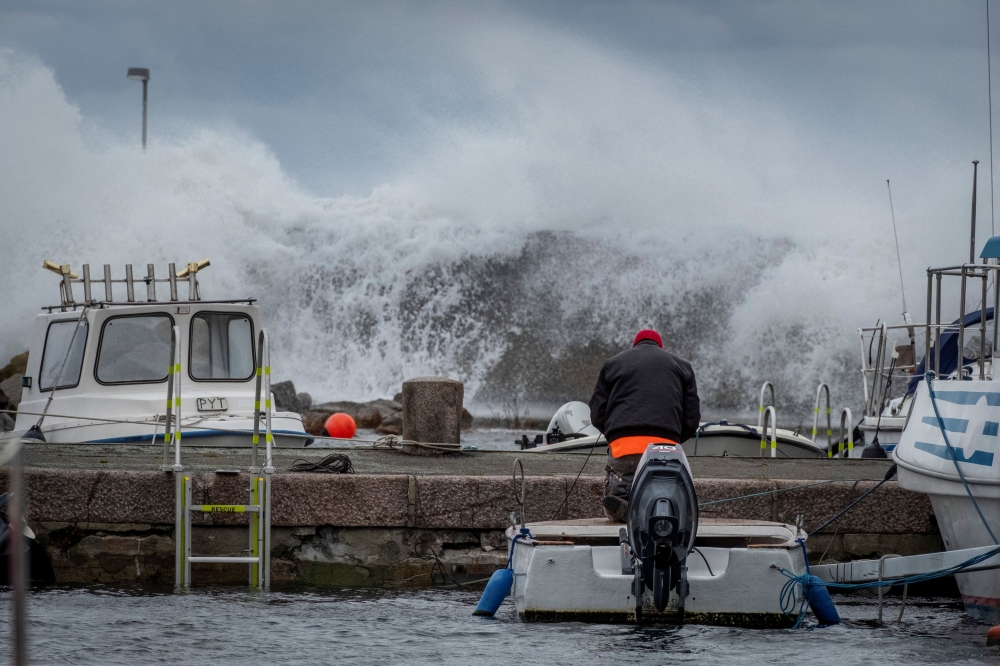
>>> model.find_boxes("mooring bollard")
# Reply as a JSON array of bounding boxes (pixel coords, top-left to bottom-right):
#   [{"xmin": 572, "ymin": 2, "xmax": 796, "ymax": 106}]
[{"xmin": 401, "ymin": 376, "xmax": 463, "ymax": 455}]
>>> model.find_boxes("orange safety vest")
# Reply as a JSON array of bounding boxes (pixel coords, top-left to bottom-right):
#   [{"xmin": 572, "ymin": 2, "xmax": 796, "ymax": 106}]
[{"xmin": 609, "ymin": 435, "xmax": 677, "ymax": 458}]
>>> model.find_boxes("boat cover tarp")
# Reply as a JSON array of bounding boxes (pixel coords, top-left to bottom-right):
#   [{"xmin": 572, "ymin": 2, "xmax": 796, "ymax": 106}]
[{"xmin": 906, "ymin": 307, "xmax": 995, "ymax": 395}]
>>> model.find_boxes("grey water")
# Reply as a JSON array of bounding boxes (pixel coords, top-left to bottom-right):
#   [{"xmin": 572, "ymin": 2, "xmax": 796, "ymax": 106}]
[{"xmin": 2, "ymin": 588, "xmax": 995, "ymax": 665}]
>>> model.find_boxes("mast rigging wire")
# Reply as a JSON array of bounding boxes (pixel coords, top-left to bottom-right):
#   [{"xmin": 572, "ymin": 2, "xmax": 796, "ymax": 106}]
[
  {"xmin": 886, "ymin": 180, "xmax": 907, "ymax": 315},
  {"xmin": 989, "ymin": 0, "xmax": 996, "ymax": 236}
]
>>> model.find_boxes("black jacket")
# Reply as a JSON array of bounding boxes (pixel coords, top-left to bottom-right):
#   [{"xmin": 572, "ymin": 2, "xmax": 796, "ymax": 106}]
[{"xmin": 589, "ymin": 340, "xmax": 701, "ymax": 444}]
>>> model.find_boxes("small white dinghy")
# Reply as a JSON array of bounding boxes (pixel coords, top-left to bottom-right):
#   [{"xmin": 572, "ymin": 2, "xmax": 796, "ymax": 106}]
[
  {"xmin": 507, "ymin": 517, "xmax": 808, "ymax": 626},
  {"xmin": 498, "ymin": 443, "xmax": 818, "ymax": 627}
]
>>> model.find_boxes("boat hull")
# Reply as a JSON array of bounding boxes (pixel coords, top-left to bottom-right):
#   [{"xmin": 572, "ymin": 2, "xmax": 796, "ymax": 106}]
[
  {"xmin": 893, "ymin": 379, "xmax": 1000, "ymax": 623},
  {"xmin": 508, "ymin": 519, "xmax": 807, "ymax": 627},
  {"xmin": 3, "ymin": 412, "xmax": 312, "ymax": 448}
]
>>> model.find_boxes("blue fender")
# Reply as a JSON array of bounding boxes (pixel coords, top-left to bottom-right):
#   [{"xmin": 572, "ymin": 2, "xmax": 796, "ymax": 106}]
[
  {"xmin": 473, "ymin": 568, "xmax": 514, "ymax": 617},
  {"xmin": 806, "ymin": 575, "xmax": 841, "ymax": 626}
]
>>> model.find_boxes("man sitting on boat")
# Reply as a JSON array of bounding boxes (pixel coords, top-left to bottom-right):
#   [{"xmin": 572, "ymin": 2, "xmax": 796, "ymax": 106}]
[{"xmin": 589, "ymin": 328, "xmax": 701, "ymax": 522}]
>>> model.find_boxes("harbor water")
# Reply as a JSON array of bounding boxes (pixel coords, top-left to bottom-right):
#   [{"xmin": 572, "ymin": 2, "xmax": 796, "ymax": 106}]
[{"xmin": 1, "ymin": 587, "xmax": 995, "ymax": 665}]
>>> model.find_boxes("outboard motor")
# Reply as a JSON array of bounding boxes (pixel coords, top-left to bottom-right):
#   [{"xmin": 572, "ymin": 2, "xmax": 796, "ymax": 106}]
[{"xmin": 627, "ymin": 443, "xmax": 698, "ymax": 617}]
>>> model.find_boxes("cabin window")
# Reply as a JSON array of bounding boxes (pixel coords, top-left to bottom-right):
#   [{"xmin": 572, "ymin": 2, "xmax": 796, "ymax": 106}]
[
  {"xmin": 96, "ymin": 314, "xmax": 174, "ymax": 384},
  {"xmin": 39, "ymin": 319, "xmax": 89, "ymax": 391},
  {"xmin": 189, "ymin": 313, "xmax": 255, "ymax": 381}
]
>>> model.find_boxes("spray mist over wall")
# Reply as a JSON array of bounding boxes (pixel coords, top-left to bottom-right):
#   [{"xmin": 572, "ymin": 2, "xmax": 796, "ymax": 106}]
[{"xmin": 0, "ymin": 46, "xmax": 971, "ymax": 422}]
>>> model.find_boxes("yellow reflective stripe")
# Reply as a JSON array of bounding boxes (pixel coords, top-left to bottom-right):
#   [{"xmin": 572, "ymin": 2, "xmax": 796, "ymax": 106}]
[
  {"xmin": 265, "ymin": 399, "xmax": 271, "ymax": 408},
  {"xmin": 827, "ymin": 450, "xmax": 833, "ymax": 458},
  {"xmin": 826, "ymin": 429, "xmax": 832, "ymax": 436},
  {"xmin": 758, "ymin": 406, "xmax": 764, "ymax": 412},
  {"xmin": 814, "ymin": 407, "xmax": 819, "ymax": 414},
  {"xmin": 771, "ymin": 439, "xmax": 776, "ymax": 450},
  {"xmin": 264, "ymin": 366, "xmax": 271, "ymax": 375},
  {"xmin": 176, "ymin": 431, "xmax": 182, "ymax": 441},
  {"xmin": 826, "ymin": 408, "xmax": 831, "ymax": 415},
  {"xmin": 256, "ymin": 367, "xmax": 262, "ymax": 376},
  {"xmin": 847, "ymin": 440, "xmax": 854, "ymax": 450},
  {"xmin": 166, "ymin": 400, "xmax": 172, "ymax": 409},
  {"xmin": 811, "ymin": 427, "xmax": 818, "ymax": 437},
  {"xmin": 254, "ymin": 401, "xmax": 261, "ymax": 410},
  {"xmin": 201, "ymin": 505, "xmax": 246, "ymax": 513},
  {"xmin": 265, "ymin": 432, "xmax": 274, "ymax": 442},
  {"xmin": 175, "ymin": 398, "xmax": 181, "ymax": 407},
  {"xmin": 760, "ymin": 439, "xmax": 766, "ymax": 449},
  {"xmin": 252, "ymin": 434, "xmax": 260, "ymax": 444}
]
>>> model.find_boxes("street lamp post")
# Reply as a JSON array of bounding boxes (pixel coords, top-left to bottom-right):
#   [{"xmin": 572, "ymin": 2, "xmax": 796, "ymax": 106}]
[{"xmin": 126, "ymin": 68, "xmax": 150, "ymax": 149}]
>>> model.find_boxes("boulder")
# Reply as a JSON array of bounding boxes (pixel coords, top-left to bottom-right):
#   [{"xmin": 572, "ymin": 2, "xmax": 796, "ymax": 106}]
[
  {"xmin": 0, "ymin": 373, "xmax": 24, "ymax": 409},
  {"xmin": 303, "ymin": 398, "xmax": 405, "ymax": 436},
  {"xmin": 272, "ymin": 381, "xmax": 300, "ymax": 413},
  {"xmin": 0, "ymin": 351, "xmax": 28, "ymax": 383}
]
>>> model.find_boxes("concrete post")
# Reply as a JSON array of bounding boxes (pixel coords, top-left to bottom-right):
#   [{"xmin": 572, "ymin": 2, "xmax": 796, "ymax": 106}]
[{"xmin": 401, "ymin": 377, "xmax": 463, "ymax": 455}]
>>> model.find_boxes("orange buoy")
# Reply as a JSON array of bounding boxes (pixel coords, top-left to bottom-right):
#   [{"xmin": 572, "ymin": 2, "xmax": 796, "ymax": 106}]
[
  {"xmin": 324, "ymin": 412, "xmax": 357, "ymax": 439},
  {"xmin": 988, "ymin": 625, "xmax": 1000, "ymax": 646}
]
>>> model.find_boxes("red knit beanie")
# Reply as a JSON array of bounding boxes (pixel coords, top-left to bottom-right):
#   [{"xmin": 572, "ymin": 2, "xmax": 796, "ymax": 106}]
[{"xmin": 632, "ymin": 329, "xmax": 663, "ymax": 348}]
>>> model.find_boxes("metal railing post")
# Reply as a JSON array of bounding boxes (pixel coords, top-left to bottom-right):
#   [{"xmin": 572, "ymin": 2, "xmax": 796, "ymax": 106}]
[
  {"xmin": 935, "ymin": 272, "xmax": 943, "ymax": 376},
  {"xmin": 925, "ymin": 270, "xmax": 933, "ymax": 372},
  {"xmin": 994, "ymin": 261, "xmax": 1000, "ymax": 360},
  {"xmin": 760, "ymin": 406, "xmax": 778, "ymax": 458},
  {"xmin": 251, "ymin": 332, "xmax": 265, "ymax": 471},
  {"xmin": 812, "ymin": 383, "xmax": 831, "ymax": 453},
  {"xmin": 981, "ymin": 272, "xmax": 988, "ymax": 379},
  {"xmin": 8, "ymin": 438, "xmax": 27, "ymax": 666},
  {"xmin": 162, "ymin": 328, "xmax": 177, "ymax": 467},
  {"xmin": 757, "ymin": 382, "xmax": 774, "ymax": 430},
  {"xmin": 184, "ymin": 476, "xmax": 192, "ymax": 588},
  {"xmin": 839, "ymin": 408, "xmax": 854, "ymax": 458},
  {"xmin": 959, "ymin": 265, "xmax": 968, "ymax": 377},
  {"xmin": 175, "ymin": 472, "xmax": 184, "ymax": 588}
]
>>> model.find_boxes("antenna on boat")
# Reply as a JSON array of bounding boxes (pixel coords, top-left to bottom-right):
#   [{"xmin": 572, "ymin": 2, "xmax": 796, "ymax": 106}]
[
  {"xmin": 972, "ymin": 161, "xmax": 981, "ymax": 265},
  {"xmin": 886, "ymin": 180, "xmax": 915, "ymax": 346},
  {"xmin": 988, "ymin": 0, "xmax": 996, "ymax": 237}
]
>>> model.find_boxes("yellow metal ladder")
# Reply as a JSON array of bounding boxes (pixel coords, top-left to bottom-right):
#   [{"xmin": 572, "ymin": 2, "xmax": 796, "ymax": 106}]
[
  {"xmin": 166, "ymin": 327, "xmax": 275, "ymax": 589},
  {"xmin": 177, "ymin": 474, "xmax": 270, "ymax": 588}
]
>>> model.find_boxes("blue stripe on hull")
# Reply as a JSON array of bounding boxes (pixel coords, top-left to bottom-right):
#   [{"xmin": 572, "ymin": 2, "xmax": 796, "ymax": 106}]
[
  {"xmin": 82, "ymin": 429, "xmax": 311, "ymax": 444},
  {"xmin": 914, "ymin": 441, "xmax": 995, "ymax": 466}
]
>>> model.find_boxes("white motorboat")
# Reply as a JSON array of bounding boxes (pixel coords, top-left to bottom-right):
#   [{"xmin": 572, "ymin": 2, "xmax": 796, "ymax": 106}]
[
  {"xmin": 893, "ymin": 249, "xmax": 1000, "ymax": 623},
  {"xmin": 507, "ymin": 517, "xmax": 809, "ymax": 626},
  {"xmin": 5, "ymin": 260, "xmax": 311, "ymax": 448},
  {"xmin": 519, "ymin": 401, "xmax": 826, "ymax": 457},
  {"xmin": 498, "ymin": 443, "xmax": 818, "ymax": 627}
]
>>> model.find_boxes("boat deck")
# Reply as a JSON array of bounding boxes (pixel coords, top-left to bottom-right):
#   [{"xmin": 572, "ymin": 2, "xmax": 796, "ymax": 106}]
[{"xmin": 517, "ymin": 517, "xmax": 800, "ymax": 547}]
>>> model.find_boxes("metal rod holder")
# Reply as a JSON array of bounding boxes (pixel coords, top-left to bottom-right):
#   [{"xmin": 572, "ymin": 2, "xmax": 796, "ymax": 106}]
[
  {"xmin": 82, "ymin": 264, "xmax": 92, "ymax": 303},
  {"xmin": 126, "ymin": 264, "xmax": 135, "ymax": 302},
  {"xmin": 146, "ymin": 263, "xmax": 157, "ymax": 302},
  {"xmin": 104, "ymin": 264, "xmax": 113, "ymax": 301}
]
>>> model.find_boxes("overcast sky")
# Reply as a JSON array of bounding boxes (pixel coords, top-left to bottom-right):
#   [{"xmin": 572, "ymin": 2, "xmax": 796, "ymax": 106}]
[{"xmin": 1, "ymin": 0, "xmax": 997, "ymax": 200}]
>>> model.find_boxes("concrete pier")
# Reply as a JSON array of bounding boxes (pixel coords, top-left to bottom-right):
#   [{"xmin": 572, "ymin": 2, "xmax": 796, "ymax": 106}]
[{"xmin": 1, "ymin": 443, "xmax": 939, "ymax": 587}]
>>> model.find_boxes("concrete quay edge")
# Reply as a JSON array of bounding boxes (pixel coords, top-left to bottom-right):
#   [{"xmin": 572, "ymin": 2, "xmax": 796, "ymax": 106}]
[{"xmin": 0, "ymin": 468, "xmax": 935, "ymax": 535}]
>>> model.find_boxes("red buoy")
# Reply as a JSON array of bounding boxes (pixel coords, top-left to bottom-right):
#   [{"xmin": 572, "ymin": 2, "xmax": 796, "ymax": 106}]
[
  {"xmin": 987, "ymin": 625, "xmax": 1000, "ymax": 646},
  {"xmin": 324, "ymin": 412, "xmax": 357, "ymax": 439}
]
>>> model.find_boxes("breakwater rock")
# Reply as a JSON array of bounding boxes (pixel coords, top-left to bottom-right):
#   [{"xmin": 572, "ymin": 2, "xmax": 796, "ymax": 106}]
[{"xmin": 274, "ymin": 381, "xmax": 473, "ymax": 438}]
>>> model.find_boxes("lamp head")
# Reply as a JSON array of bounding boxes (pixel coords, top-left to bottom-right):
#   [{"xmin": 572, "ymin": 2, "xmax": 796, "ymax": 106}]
[{"xmin": 127, "ymin": 68, "xmax": 150, "ymax": 82}]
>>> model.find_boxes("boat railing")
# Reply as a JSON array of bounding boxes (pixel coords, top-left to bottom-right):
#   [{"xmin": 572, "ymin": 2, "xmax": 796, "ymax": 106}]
[
  {"xmin": 42, "ymin": 259, "xmax": 214, "ymax": 311},
  {"xmin": 859, "ymin": 323, "xmax": 921, "ymax": 419},
  {"xmin": 812, "ymin": 383, "xmax": 832, "ymax": 452},
  {"xmin": 757, "ymin": 381, "xmax": 775, "ymax": 430},
  {"xmin": 924, "ymin": 262, "xmax": 1000, "ymax": 382},
  {"xmin": 759, "ymin": 405, "xmax": 777, "ymax": 457},
  {"xmin": 835, "ymin": 407, "xmax": 854, "ymax": 458}
]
